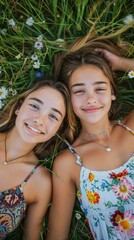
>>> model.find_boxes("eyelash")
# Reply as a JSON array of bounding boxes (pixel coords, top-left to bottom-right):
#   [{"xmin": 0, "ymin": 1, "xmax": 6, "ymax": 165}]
[
  {"xmin": 96, "ymin": 88, "xmax": 106, "ymax": 91},
  {"xmin": 74, "ymin": 90, "xmax": 85, "ymax": 94},
  {"xmin": 29, "ymin": 104, "xmax": 39, "ymax": 110},
  {"xmin": 49, "ymin": 114, "xmax": 58, "ymax": 121}
]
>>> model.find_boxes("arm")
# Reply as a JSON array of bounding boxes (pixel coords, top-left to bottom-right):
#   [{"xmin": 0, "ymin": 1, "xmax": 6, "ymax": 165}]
[
  {"xmin": 95, "ymin": 48, "xmax": 134, "ymax": 72},
  {"xmin": 46, "ymin": 151, "xmax": 76, "ymax": 240},
  {"xmin": 23, "ymin": 168, "xmax": 52, "ymax": 240}
]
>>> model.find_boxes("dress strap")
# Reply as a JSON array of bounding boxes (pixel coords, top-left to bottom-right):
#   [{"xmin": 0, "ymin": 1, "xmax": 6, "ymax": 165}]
[
  {"xmin": 64, "ymin": 139, "xmax": 82, "ymax": 166},
  {"xmin": 116, "ymin": 119, "xmax": 134, "ymax": 135},
  {"xmin": 21, "ymin": 163, "xmax": 40, "ymax": 187}
]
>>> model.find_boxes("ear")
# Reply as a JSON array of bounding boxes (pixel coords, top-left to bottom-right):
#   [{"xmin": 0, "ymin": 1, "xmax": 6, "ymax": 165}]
[
  {"xmin": 111, "ymin": 94, "xmax": 116, "ymax": 101},
  {"xmin": 15, "ymin": 109, "xmax": 19, "ymax": 115}
]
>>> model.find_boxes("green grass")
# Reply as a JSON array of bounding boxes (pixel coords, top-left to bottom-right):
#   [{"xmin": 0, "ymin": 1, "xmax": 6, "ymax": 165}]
[{"xmin": 1, "ymin": 0, "xmax": 134, "ymax": 239}]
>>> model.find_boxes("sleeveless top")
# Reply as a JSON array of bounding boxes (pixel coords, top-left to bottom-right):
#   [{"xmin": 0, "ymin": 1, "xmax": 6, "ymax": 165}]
[
  {"xmin": 0, "ymin": 163, "xmax": 40, "ymax": 239},
  {"xmin": 65, "ymin": 120, "xmax": 134, "ymax": 240}
]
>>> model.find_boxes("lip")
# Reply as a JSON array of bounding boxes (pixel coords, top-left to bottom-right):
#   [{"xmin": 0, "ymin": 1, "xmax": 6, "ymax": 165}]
[
  {"xmin": 25, "ymin": 123, "xmax": 44, "ymax": 135},
  {"xmin": 82, "ymin": 107, "xmax": 102, "ymax": 113}
]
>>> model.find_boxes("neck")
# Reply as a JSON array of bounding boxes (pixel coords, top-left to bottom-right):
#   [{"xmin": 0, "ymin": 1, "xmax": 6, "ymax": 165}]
[
  {"xmin": 81, "ymin": 119, "xmax": 112, "ymax": 139},
  {"xmin": 5, "ymin": 129, "xmax": 36, "ymax": 160}
]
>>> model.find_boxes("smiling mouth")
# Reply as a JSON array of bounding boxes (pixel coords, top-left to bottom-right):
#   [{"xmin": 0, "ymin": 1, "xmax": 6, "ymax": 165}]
[
  {"xmin": 82, "ymin": 107, "xmax": 102, "ymax": 112},
  {"xmin": 26, "ymin": 124, "xmax": 44, "ymax": 134}
]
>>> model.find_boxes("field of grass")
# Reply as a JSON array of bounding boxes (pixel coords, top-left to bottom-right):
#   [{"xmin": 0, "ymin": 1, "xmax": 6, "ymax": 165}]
[{"xmin": 1, "ymin": 0, "xmax": 133, "ymax": 239}]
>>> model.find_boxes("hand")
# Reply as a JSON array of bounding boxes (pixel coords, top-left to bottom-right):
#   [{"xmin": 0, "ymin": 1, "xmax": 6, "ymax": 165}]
[{"xmin": 94, "ymin": 48, "xmax": 122, "ymax": 71}]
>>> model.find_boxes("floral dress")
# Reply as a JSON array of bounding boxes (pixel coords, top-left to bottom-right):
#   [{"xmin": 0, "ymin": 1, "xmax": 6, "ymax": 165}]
[
  {"xmin": 65, "ymin": 121, "xmax": 134, "ymax": 240},
  {"xmin": 0, "ymin": 163, "xmax": 40, "ymax": 239}
]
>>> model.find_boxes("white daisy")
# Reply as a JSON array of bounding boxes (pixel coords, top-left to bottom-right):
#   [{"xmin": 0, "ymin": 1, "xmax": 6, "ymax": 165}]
[
  {"xmin": 123, "ymin": 14, "xmax": 134, "ymax": 25},
  {"xmin": 31, "ymin": 54, "xmax": 38, "ymax": 61},
  {"xmin": 0, "ymin": 87, "xmax": 8, "ymax": 99},
  {"xmin": 26, "ymin": 17, "xmax": 34, "ymax": 26},
  {"xmin": 34, "ymin": 41, "xmax": 43, "ymax": 50},
  {"xmin": 33, "ymin": 60, "xmax": 40, "ymax": 69},
  {"xmin": 128, "ymin": 70, "xmax": 134, "ymax": 78}
]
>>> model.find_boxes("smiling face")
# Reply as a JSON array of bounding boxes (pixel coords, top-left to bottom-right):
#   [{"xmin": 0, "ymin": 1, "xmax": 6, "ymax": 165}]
[
  {"xmin": 15, "ymin": 87, "xmax": 66, "ymax": 144},
  {"xmin": 69, "ymin": 64, "xmax": 116, "ymax": 125}
]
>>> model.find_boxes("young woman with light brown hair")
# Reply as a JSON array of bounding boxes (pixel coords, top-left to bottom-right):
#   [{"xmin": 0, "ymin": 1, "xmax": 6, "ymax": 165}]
[
  {"xmin": 0, "ymin": 79, "xmax": 75, "ymax": 240},
  {"xmin": 47, "ymin": 36, "xmax": 134, "ymax": 240}
]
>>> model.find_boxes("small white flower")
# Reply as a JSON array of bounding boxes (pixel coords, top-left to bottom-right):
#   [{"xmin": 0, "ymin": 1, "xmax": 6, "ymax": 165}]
[
  {"xmin": 128, "ymin": 70, "xmax": 134, "ymax": 78},
  {"xmin": 0, "ymin": 66, "xmax": 2, "ymax": 74},
  {"xmin": 75, "ymin": 213, "xmax": 81, "ymax": 220},
  {"xmin": 11, "ymin": 89, "xmax": 17, "ymax": 96},
  {"xmin": 33, "ymin": 60, "xmax": 40, "ymax": 69},
  {"xmin": 0, "ymin": 28, "xmax": 7, "ymax": 35},
  {"xmin": 0, "ymin": 87, "xmax": 8, "ymax": 99},
  {"xmin": 37, "ymin": 35, "xmax": 43, "ymax": 42},
  {"xmin": 34, "ymin": 41, "xmax": 43, "ymax": 50},
  {"xmin": 123, "ymin": 14, "xmax": 134, "ymax": 25},
  {"xmin": 31, "ymin": 54, "xmax": 38, "ymax": 61},
  {"xmin": 9, "ymin": 19, "xmax": 16, "ymax": 27},
  {"xmin": 26, "ymin": 17, "xmax": 34, "ymax": 26}
]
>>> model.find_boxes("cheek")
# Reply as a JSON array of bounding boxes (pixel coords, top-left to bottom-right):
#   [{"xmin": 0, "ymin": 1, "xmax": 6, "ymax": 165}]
[{"xmin": 49, "ymin": 121, "xmax": 62, "ymax": 134}]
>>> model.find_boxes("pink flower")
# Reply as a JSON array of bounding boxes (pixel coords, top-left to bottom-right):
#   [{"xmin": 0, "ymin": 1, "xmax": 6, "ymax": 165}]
[
  {"xmin": 112, "ymin": 178, "xmax": 133, "ymax": 200},
  {"xmin": 111, "ymin": 210, "xmax": 134, "ymax": 237}
]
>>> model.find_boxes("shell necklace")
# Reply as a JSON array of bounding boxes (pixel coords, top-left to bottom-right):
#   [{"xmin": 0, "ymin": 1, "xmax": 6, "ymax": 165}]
[{"xmin": 81, "ymin": 124, "xmax": 114, "ymax": 152}]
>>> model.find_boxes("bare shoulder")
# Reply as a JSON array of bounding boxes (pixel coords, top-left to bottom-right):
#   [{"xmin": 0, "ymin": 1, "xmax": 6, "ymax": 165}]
[
  {"xmin": 123, "ymin": 110, "xmax": 134, "ymax": 129},
  {"xmin": 33, "ymin": 165, "xmax": 52, "ymax": 197},
  {"xmin": 53, "ymin": 148, "xmax": 76, "ymax": 170},
  {"xmin": 53, "ymin": 148, "xmax": 77, "ymax": 181}
]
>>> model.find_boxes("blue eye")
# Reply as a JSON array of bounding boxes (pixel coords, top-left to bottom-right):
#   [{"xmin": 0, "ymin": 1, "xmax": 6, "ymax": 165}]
[
  {"xmin": 29, "ymin": 104, "xmax": 39, "ymax": 110},
  {"xmin": 49, "ymin": 114, "xmax": 58, "ymax": 121}
]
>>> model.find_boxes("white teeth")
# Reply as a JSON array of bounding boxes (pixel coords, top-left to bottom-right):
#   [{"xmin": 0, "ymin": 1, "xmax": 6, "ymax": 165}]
[{"xmin": 27, "ymin": 124, "xmax": 41, "ymax": 133}]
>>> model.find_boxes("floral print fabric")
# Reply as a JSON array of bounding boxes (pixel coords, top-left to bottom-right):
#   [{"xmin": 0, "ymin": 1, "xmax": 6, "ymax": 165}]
[
  {"xmin": 0, "ymin": 185, "xmax": 26, "ymax": 239},
  {"xmin": 77, "ymin": 154, "xmax": 134, "ymax": 240},
  {"xmin": 0, "ymin": 163, "xmax": 40, "ymax": 239}
]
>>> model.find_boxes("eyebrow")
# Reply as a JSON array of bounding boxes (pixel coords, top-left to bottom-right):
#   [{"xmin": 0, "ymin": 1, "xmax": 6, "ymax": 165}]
[
  {"xmin": 29, "ymin": 97, "xmax": 63, "ymax": 117},
  {"xmin": 71, "ymin": 81, "xmax": 108, "ymax": 89}
]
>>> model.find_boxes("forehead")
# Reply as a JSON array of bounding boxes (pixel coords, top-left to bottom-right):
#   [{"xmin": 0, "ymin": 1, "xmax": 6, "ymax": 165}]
[
  {"xmin": 70, "ymin": 64, "xmax": 109, "ymax": 85},
  {"xmin": 28, "ymin": 86, "xmax": 63, "ymax": 98},
  {"xmin": 27, "ymin": 86, "xmax": 66, "ymax": 108}
]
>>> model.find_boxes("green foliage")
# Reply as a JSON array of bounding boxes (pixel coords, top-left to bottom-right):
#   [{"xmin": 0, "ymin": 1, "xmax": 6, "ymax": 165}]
[{"xmin": 1, "ymin": 0, "xmax": 134, "ymax": 239}]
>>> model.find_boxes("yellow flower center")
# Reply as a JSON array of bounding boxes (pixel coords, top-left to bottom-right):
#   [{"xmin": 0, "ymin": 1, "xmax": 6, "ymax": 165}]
[
  {"xmin": 119, "ymin": 185, "xmax": 127, "ymax": 193},
  {"xmin": 120, "ymin": 220, "xmax": 131, "ymax": 230}
]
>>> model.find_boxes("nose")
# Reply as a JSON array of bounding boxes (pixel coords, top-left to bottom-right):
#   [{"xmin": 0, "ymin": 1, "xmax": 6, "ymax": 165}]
[
  {"xmin": 33, "ymin": 116, "xmax": 48, "ymax": 134},
  {"xmin": 86, "ymin": 93, "xmax": 96, "ymax": 105},
  {"xmin": 33, "ymin": 114, "xmax": 46, "ymax": 126}
]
